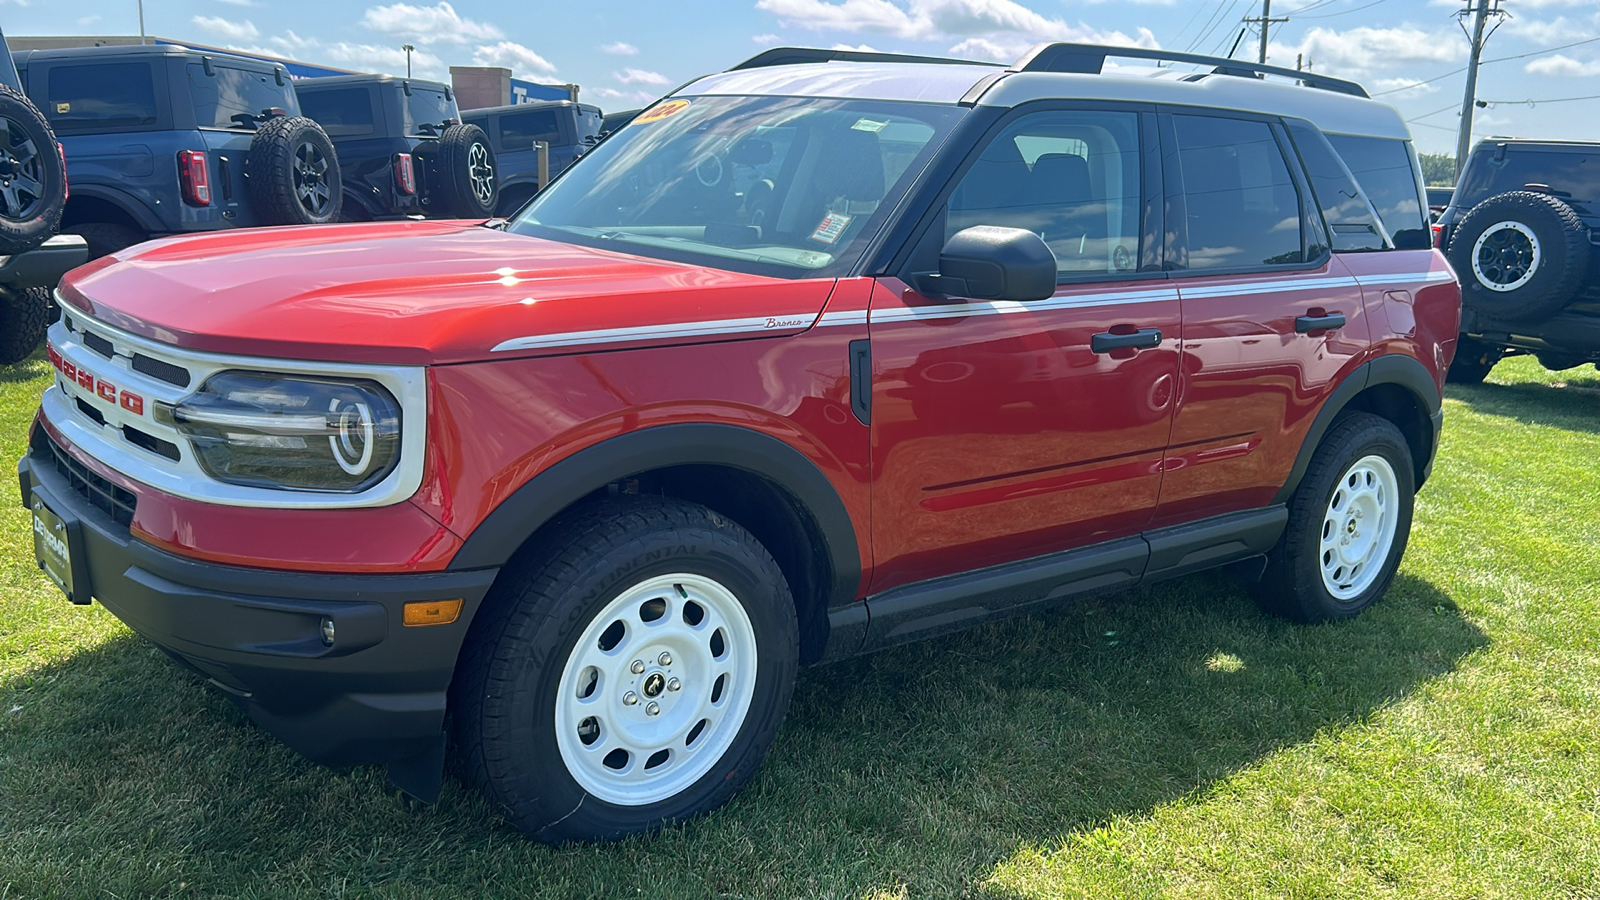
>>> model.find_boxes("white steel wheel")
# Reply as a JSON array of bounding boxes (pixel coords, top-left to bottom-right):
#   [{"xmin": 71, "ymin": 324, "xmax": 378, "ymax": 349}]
[
  {"xmin": 1470, "ymin": 220, "xmax": 1541, "ymax": 293},
  {"xmin": 1318, "ymin": 454, "xmax": 1400, "ymax": 601},
  {"xmin": 554, "ymin": 572, "xmax": 759, "ymax": 806}
]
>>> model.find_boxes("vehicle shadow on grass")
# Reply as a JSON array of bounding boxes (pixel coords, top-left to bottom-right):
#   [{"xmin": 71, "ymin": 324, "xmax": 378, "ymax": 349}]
[
  {"xmin": 0, "ymin": 354, "xmax": 48, "ymax": 385},
  {"xmin": 0, "ymin": 571, "xmax": 1486, "ymax": 898},
  {"xmin": 1448, "ymin": 373, "xmax": 1600, "ymax": 434}
]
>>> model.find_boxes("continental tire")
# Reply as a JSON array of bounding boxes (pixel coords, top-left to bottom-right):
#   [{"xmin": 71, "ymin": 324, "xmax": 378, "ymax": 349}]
[
  {"xmin": 245, "ymin": 116, "xmax": 342, "ymax": 226},
  {"xmin": 0, "ymin": 84, "xmax": 67, "ymax": 255},
  {"xmin": 1253, "ymin": 412, "xmax": 1415, "ymax": 623},
  {"xmin": 452, "ymin": 496, "xmax": 798, "ymax": 843},
  {"xmin": 1447, "ymin": 191, "xmax": 1588, "ymax": 321},
  {"xmin": 0, "ymin": 286, "xmax": 51, "ymax": 365},
  {"xmin": 436, "ymin": 123, "xmax": 497, "ymax": 218}
]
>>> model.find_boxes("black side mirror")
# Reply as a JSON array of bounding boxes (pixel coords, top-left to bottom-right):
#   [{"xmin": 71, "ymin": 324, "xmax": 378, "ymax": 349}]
[{"xmin": 916, "ymin": 226, "xmax": 1057, "ymax": 302}]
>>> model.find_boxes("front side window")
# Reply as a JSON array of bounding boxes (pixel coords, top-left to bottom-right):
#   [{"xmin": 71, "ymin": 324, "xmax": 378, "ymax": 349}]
[
  {"xmin": 403, "ymin": 88, "xmax": 456, "ymax": 137},
  {"xmin": 188, "ymin": 64, "xmax": 298, "ymax": 130},
  {"xmin": 946, "ymin": 109, "xmax": 1143, "ymax": 278},
  {"xmin": 298, "ymin": 88, "xmax": 377, "ymax": 137},
  {"xmin": 1173, "ymin": 114, "xmax": 1304, "ymax": 270},
  {"xmin": 511, "ymin": 95, "xmax": 963, "ymax": 278},
  {"xmin": 46, "ymin": 63, "xmax": 157, "ymax": 132},
  {"xmin": 500, "ymin": 109, "xmax": 562, "ymax": 147},
  {"xmin": 1326, "ymin": 134, "xmax": 1429, "ymax": 249}
]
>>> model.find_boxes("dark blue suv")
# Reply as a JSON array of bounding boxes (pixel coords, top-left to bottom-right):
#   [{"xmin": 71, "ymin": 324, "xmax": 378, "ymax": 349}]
[
  {"xmin": 12, "ymin": 44, "xmax": 343, "ymax": 258},
  {"xmin": 460, "ymin": 100, "xmax": 601, "ymax": 216}
]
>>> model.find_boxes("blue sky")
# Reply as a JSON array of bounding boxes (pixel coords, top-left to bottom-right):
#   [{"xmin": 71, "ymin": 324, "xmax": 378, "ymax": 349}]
[{"xmin": 6, "ymin": 0, "xmax": 1600, "ymax": 155}]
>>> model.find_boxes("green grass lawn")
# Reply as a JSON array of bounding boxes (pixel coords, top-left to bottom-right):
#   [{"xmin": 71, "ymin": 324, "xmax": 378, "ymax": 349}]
[{"xmin": 2, "ymin": 349, "xmax": 1598, "ymax": 899}]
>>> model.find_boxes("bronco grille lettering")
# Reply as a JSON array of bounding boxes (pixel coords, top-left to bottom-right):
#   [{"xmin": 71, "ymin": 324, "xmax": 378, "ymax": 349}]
[{"xmin": 47, "ymin": 343, "xmax": 145, "ymax": 416}]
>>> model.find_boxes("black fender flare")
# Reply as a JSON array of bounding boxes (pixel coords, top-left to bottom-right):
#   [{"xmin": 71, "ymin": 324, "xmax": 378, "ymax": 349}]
[
  {"xmin": 447, "ymin": 423, "xmax": 863, "ymax": 609},
  {"xmin": 64, "ymin": 184, "xmax": 164, "ymax": 234},
  {"xmin": 1273, "ymin": 354, "xmax": 1442, "ymax": 505}
]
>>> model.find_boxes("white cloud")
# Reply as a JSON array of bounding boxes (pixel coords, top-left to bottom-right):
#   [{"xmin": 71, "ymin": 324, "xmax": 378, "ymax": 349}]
[
  {"xmin": 77, "ymin": 14, "xmax": 100, "ymax": 25},
  {"xmin": 752, "ymin": 33, "xmax": 784, "ymax": 45},
  {"xmin": 229, "ymin": 30, "xmax": 444, "ymax": 78},
  {"xmin": 593, "ymin": 86, "xmax": 660, "ymax": 104},
  {"xmin": 602, "ymin": 41, "xmax": 639, "ymax": 55},
  {"xmin": 756, "ymin": 0, "xmax": 1157, "ymax": 51},
  {"xmin": 1526, "ymin": 53, "xmax": 1600, "ymax": 76},
  {"xmin": 1271, "ymin": 26, "xmax": 1463, "ymax": 78},
  {"xmin": 614, "ymin": 67, "xmax": 669, "ymax": 85},
  {"xmin": 472, "ymin": 41, "xmax": 558, "ymax": 76},
  {"xmin": 193, "ymin": 15, "xmax": 260, "ymax": 42},
  {"xmin": 832, "ymin": 43, "xmax": 881, "ymax": 52},
  {"xmin": 217, "ymin": 0, "xmax": 257, "ymax": 6},
  {"xmin": 1506, "ymin": 16, "xmax": 1596, "ymax": 46},
  {"xmin": 1372, "ymin": 77, "xmax": 1441, "ymax": 96},
  {"xmin": 360, "ymin": 2, "xmax": 503, "ymax": 45}
]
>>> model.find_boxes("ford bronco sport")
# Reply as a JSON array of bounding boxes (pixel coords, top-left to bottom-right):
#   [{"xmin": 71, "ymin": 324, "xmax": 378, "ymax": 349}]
[
  {"xmin": 19, "ymin": 44, "xmax": 1458, "ymax": 843},
  {"xmin": 1434, "ymin": 138, "xmax": 1600, "ymax": 382},
  {"xmin": 11, "ymin": 44, "xmax": 343, "ymax": 259},
  {"xmin": 295, "ymin": 75, "xmax": 498, "ymax": 222}
]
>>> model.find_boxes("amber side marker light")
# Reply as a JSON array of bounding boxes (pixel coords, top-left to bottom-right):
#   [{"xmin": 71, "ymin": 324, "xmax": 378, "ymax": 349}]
[{"xmin": 404, "ymin": 599, "xmax": 464, "ymax": 626}]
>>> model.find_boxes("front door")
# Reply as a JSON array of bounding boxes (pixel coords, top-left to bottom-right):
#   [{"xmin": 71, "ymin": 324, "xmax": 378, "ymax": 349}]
[{"xmin": 868, "ymin": 107, "xmax": 1178, "ymax": 592}]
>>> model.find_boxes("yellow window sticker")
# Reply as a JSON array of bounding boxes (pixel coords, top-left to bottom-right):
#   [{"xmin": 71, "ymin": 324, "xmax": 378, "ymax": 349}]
[
  {"xmin": 634, "ymin": 99, "xmax": 691, "ymax": 125},
  {"xmin": 56, "ymin": 102, "xmax": 71, "ymax": 114}
]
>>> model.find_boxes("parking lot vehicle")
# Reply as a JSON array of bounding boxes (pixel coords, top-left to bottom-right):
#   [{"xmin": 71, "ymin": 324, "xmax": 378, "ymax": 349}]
[
  {"xmin": 601, "ymin": 107, "xmax": 641, "ymax": 136},
  {"xmin": 0, "ymin": 25, "xmax": 86, "ymax": 365},
  {"xmin": 1426, "ymin": 185, "xmax": 1452, "ymax": 220},
  {"xmin": 296, "ymin": 75, "xmax": 497, "ymax": 221},
  {"xmin": 20, "ymin": 43, "xmax": 1458, "ymax": 843},
  {"xmin": 461, "ymin": 100, "xmax": 601, "ymax": 216},
  {"xmin": 1434, "ymin": 139, "xmax": 1600, "ymax": 382},
  {"xmin": 11, "ymin": 44, "xmax": 343, "ymax": 260}
]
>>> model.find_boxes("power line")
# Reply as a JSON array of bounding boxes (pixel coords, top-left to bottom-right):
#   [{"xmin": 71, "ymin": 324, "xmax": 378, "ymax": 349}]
[
  {"xmin": 1479, "ymin": 92, "xmax": 1600, "ymax": 107},
  {"xmin": 1298, "ymin": 0, "xmax": 1388, "ymax": 20},
  {"xmin": 1373, "ymin": 34, "xmax": 1600, "ymax": 96}
]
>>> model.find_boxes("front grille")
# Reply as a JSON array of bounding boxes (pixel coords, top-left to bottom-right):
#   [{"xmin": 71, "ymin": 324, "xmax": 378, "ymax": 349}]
[
  {"xmin": 35, "ymin": 429, "xmax": 137, "ymax": 528},
  {"xmin": 132, "ymin": 353, "xmax": 191, "ymax": 387}
]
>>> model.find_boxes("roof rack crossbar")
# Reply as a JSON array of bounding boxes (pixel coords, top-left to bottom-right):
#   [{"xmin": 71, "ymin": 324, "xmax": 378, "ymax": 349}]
[
  {"xmin": 1010, "ymin": 43, "xmax": 1368, "ymax": 98},
  {"xmin": 729, "ymin": 47, "xmax": 1002, "ymax": 72}
]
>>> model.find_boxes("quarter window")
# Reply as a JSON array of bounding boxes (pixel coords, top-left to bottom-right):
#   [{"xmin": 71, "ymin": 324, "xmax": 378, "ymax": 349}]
[
  {"xmin": 946, "ymin": 110, "xmax": 1144, "ymax": 278},
  {"xmin": 1326, "ymin": 134, "xmax": 1430, "ymax": 250},
  {"xmin": 1172, "ymin": 115, "xmax": 1304, "ymax": 270},
  {"xmin": 46, "ymin": 63, "xmax": 158, "ymax": 132},
  {"xmin": 1287, "ymin": 122, "xmax": 1387, "ymax": 252}
]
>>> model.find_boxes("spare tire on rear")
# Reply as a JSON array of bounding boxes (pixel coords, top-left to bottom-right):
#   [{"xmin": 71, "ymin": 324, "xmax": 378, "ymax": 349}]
[
  {"xmin": 0, "ymin": 84, "xmax": 67, "ymax": 256},
  {"xmin": 1447, "ymin": 190, "xmax": 1589, "ymax": 322},
  {"xmin": 436, "ymin": 123, "xmax": 498, "ymax": 218},
  {"xmin": 246, "ymin": 116, "xmax": 342, "ymax": 226}
]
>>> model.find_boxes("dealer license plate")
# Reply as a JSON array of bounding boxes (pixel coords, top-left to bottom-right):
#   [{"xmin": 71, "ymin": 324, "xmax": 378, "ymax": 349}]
[{"xmin": 32, "ymin": 496, "xmax": 75, "ymax": 599}]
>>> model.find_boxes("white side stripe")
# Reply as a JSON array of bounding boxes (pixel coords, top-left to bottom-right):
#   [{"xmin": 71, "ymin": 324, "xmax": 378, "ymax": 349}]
[{"xmin": 491, "ymin": 311, "xmax": 819, "ymax": 353}]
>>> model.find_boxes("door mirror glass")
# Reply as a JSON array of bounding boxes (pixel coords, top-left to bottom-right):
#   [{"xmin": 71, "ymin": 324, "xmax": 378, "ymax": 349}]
[{"xmin": 919, "ymin": 225, "xmax": 1058, "ymax": 301}]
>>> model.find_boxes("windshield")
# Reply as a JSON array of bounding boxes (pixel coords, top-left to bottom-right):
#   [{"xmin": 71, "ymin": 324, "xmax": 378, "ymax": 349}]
[{"xmin": 509, "ymin": 95, "xmax": 964, "ymax": 278}]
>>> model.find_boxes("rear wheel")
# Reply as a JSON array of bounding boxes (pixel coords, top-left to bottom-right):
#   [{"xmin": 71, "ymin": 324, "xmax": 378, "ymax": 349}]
[
  {"xmin": 1254, "ymin": 413, "xmax": 1415, "ymax": 622},
  {"xmin": 63, "ymin": 222, "xmax": 146, "ymax": 260},
  {"xmin": 452, "ymin": 497, "xmax": 798, "ymax": 843},
  {"xmin": 0, "ymin": 286, "xmax": 51, "ymax": 365}
]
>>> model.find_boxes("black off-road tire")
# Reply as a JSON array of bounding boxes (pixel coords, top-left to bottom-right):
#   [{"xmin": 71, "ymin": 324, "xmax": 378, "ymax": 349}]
[
  {"xmin": 436, "ymin": 123, "xmax": 498, "ymax": 218},
  {"xmin": 1253, "ymin": 412, "xmax": 1416, "ymax": 623},
  {"xmin": 451, "ymin": 496, "xmax": 798, "ymax": 843},
  {"xmin": 245, "ymin": 116, "xmax": 342, "ymax": 226},
  {"xmin": 0, "ymin": 84, "xmax": 67, "ymax": 255},
  {"xmin": 1445, "ymin": 335, "xmax": 1503, "ymax": 385},
  {"xmin": 1448, "ymin": 191, "xmax": 1589, "ymax": 322},
  {"xmin": 0, "ymin": 286, "xmax": 51, "ymax": 365},
  {"xmin": 64, "ymin": 222, "xmax": 146, "ymax": 260}
]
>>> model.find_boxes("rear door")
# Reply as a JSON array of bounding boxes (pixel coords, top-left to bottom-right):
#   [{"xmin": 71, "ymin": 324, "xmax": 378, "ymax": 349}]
[
  {"xmin": 868, "ymin": 105, "xmax": 1178, "ymax": 591},
  {"xmin": 1155, "ymin": 111, "xmax": 1372, "ymax": 527}
]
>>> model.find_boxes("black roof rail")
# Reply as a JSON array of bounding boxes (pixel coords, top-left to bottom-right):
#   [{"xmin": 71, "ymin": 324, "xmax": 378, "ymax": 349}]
[
  {"xmin": 1010, "ymin": 43, "xmax": 1369, "ymax": 98},
  {"xmin": 730, "ymin": 46, "xmax": 1002, "ymax": 72}
]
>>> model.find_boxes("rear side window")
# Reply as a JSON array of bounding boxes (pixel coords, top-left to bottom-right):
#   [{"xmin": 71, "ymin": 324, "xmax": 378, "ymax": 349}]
[
  {"xmin": 1172, "ymin": 115, "xmax": 1304, "ymax": 270},
  {"xmin": 946, "ymin": 109, "xmax": 1144, "ymax": 278},
  {"xmin": 1287, "ymin": 123, "xmax": 1387, "ymax": 252},
  {"xmin": 188, "ymin": 64, "xmax": 297, "ymax": 130},
  {"xmin": 46, "ymin": 63, "xmax": 158, "ymax": 132},
  {"xmin": 1457, "ymin": 147, "xmax": 1600, "ymax": 209},
  {"xmin": 500, "ymin": 109, "xmax": 563, "ymax": 147},
  {"xmin": 298, "ymin": 88, "xmax": 377, "ymax": 137},
  {"xmin": 1326, "ymin": 134, "xmax": 1430, "ymax": 249}
]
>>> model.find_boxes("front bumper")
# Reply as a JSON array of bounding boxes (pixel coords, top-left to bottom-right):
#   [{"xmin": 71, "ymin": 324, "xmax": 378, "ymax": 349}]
[{"xmin": 18, "ymin": 428, "xmax": 499, "ymax": 773}]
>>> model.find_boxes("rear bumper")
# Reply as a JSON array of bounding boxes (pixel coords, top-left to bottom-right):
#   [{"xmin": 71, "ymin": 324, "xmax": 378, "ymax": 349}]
[
  {"xmin": 0, "ymin": 234, "xmax": 89, "ymax": 288},
  {"xmin": 18, "ymin": 432, "xmax": 498, "ymax": 769}
]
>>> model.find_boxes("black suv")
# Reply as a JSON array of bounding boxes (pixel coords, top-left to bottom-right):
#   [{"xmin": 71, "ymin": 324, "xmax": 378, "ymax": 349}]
[
  {"xmin": 0, "ymin": 25, "xmax": 85, "ymax": 365},
  {"xmin": 460, "ymin": 100, "xmax": 601, "ymax": 216},
  {"xmin": 1435, "ymin": 139, "xmax": 1600, "ymax": 381},
  {"xmin": 295, "ymin": 75, "xmax": 498, "ymax": 221}
]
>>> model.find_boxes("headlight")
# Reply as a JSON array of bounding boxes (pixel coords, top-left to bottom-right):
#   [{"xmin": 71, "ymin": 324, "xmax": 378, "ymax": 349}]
[{"xmin": 164, "ymin": 371, "xmax": 402, "ymax": 492}]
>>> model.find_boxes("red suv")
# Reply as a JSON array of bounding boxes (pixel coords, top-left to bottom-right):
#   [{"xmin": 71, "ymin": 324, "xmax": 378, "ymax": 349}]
[{"xmin": 20, "ymin": 44, "xmax": 1459, "ymax": 843}]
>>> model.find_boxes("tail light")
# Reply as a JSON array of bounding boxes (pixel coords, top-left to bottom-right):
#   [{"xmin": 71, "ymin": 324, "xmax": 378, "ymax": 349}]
[
  {"xmin": 394, "ymin": 153, "xmax": 416, "ymax": 195},
  {"xmin": 177, "ymin": 150, "xmax": 211, "ymax": 206},
  {"xmin": 1432, "ymin": 222, "xmax": 1445, "ymax": 249}
]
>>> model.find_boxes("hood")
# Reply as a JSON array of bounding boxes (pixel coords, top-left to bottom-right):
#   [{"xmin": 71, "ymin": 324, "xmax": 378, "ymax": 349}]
[{"xmin": 59, "ymin": 220, "xmax": 837, "ymax": 365}]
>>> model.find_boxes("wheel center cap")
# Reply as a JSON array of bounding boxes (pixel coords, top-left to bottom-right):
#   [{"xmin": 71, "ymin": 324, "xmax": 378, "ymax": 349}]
[{"xmin": 642, "ymin": 672, "xmax": 665, "ymax": 698}]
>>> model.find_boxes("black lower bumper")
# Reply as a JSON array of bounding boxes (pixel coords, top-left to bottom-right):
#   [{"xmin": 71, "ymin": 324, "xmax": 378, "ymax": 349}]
[{"xmin": 18, "ymin": 437, "xmax": 499, "ymax": 779}]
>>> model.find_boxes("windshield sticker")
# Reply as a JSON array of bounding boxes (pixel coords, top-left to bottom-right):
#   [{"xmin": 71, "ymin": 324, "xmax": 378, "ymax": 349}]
[
  {"xmin": 851, "ymin": 118, "xmax": 888, "ymax": 133},
  {"xmin": 56, "ymin": 102, "xmax": 71, "ymax": 114},
  {"xmin": 633, "ymin": 99, "xmax": 691, "ymax": 125},
  {"xmin": 810, "ymin": 212, "xmax": 853, "ymax": 244}
]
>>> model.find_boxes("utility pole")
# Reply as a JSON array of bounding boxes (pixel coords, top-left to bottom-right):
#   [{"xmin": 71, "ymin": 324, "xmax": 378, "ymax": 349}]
[
  {"xmin": 1246, "ymin": 0, "xmax": 1289, "ymax": 65},
  {"xmin": 1455, "ymin": 0, "xmax": 1507, "ymax": 179}
]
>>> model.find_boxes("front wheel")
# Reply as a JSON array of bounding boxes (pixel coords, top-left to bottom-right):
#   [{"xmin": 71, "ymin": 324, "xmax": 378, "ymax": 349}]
[
  {"xmin": 1253, "ymin": 412, "xmax": 1415, "ymax": 622},
  {"xmin": 452, "ymin": 497, "xmax": 798, "ymax": 843}
]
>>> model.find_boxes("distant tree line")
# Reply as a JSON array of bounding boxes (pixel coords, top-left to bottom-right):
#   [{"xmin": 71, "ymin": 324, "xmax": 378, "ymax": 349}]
[{"xmin": 1419, "ymin": 153, "xmax": 1456, "ymax": 186}]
